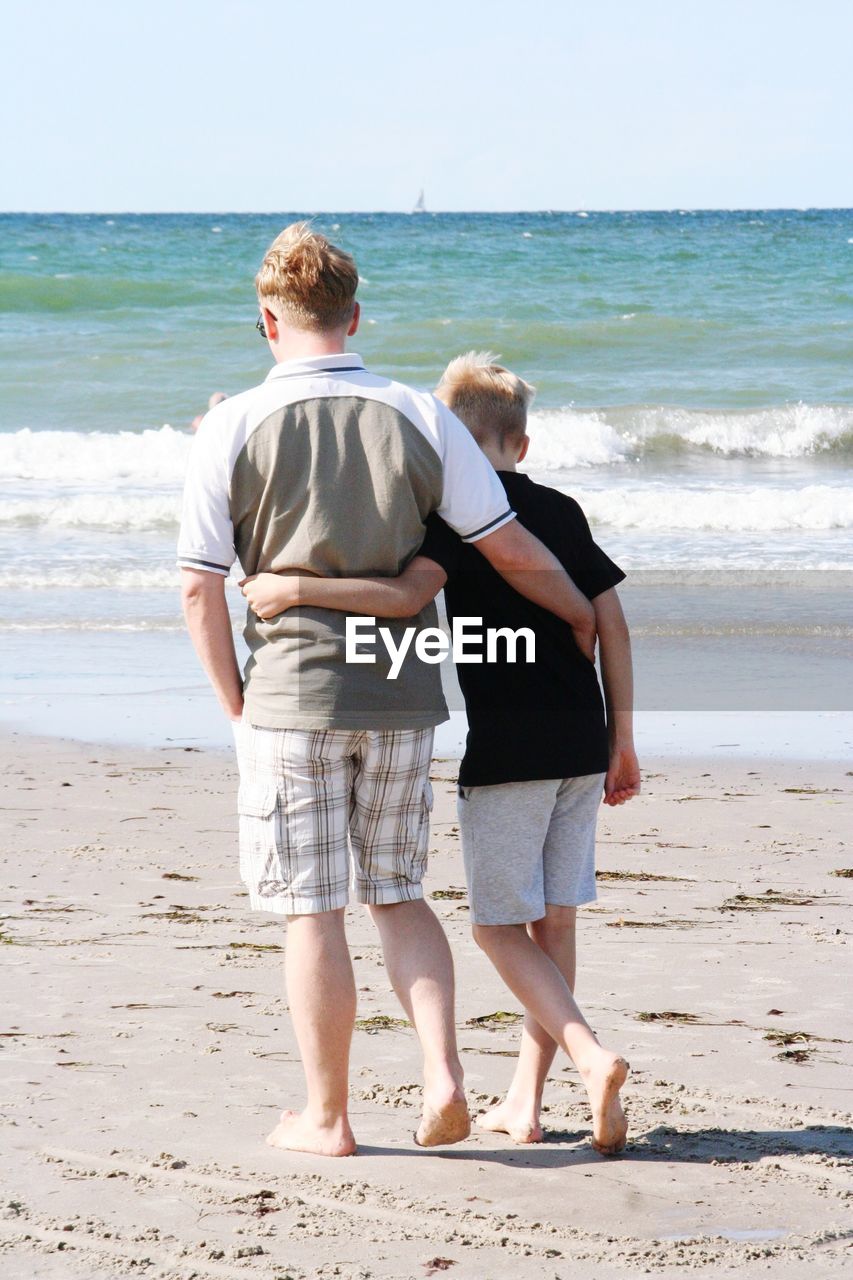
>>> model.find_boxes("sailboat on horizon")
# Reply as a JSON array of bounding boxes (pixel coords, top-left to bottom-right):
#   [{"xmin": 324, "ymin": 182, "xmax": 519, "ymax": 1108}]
[{"xmin": 412, "ymin": 189, "xmax": 427, "ymax": 214}]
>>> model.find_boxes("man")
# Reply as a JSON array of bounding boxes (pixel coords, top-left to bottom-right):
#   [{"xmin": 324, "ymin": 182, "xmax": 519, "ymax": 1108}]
[{"xmin": 178, "ymin": 223, "xmax": 596, "ymax": 1158}]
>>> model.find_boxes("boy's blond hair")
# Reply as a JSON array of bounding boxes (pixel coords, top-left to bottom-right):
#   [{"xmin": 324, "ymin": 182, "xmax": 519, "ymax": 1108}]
[
  {"xmin": 255, "ymin": 222, "xmax": 359, "ymax": 332},
  {"xmin": 436, "ymin": 351, "xmax": 535, "ymax": 450}
]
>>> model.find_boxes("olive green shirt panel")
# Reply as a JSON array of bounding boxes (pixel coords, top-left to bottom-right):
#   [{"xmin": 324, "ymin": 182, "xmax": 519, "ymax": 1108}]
[
  {"xmin": 231, "ymin": 397, "xmax": 444, "ymax": 577},
  {"xmin": 229, "ymin": 396, "xmax": 448, "ymax": 729}
]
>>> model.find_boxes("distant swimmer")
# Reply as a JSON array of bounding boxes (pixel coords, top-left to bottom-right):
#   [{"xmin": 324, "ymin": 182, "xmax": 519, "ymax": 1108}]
[{"xmin": 190, "ymin": 391, "xmax": 228, "ymax": 432}]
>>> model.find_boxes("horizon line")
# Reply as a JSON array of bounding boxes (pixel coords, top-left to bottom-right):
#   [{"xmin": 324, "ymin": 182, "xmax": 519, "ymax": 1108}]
[{"xmin": 1, "ymin": 205, "xmax": 852, "ymax": 217}]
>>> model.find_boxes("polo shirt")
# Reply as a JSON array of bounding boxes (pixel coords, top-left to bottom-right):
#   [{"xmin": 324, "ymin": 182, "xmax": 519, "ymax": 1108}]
[
  {"xmin": 419, "ymin": 471, "xmax": 626, "ymax": 785},
  {"xmin": 177, "ymin": 353, "xmax": 515, "ymax": 730}
]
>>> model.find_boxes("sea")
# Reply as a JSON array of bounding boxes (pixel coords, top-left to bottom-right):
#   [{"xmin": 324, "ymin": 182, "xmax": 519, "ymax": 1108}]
[{"xmin": 1, "ymin": 210, "xmax": 851, "ymax": 756}]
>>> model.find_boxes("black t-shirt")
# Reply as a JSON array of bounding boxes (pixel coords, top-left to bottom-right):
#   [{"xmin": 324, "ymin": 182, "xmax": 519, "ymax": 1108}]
[{"xmin": 419, "ymin": 471, "xmax": 626, "ymax": 786}]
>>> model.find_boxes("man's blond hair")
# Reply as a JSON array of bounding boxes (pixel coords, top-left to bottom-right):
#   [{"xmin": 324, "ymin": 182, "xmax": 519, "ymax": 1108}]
[
  {"xmin": 436, "ymin": 351, "xmax": 535, "ymax": 450},
  {"xmin": 255, "ymin": 222, "xmax": 359, "ymax": 332}
]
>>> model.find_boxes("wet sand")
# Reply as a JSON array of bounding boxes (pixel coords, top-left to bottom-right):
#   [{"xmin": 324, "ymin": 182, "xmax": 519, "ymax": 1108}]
[{"xmin": 1, "ymin": 732, "xmax": 851, "ymax": 1278}]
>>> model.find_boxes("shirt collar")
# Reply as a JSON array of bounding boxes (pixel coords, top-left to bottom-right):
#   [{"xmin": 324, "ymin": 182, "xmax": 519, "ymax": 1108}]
[{"xmin": 265, "ymin": 352, "xmax": 366, "ymax": 381}]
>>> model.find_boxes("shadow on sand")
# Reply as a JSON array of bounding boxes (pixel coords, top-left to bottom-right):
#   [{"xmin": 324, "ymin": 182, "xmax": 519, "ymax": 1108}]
[{"xmin": 355, "ymin": 1123, "xmax": 853, "ymax": 1168}]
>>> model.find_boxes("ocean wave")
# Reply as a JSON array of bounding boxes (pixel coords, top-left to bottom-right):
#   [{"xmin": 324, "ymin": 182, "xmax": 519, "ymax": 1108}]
[
  {"xmin": 618, "ymin": 556, "xmax": 853, "ymax": 571},
  {"xmin": 0, "ymin": 494, "xmax": 180, "ymax": 530},
  {"xmin": 577, "ymin": 484, "xmax": 853, "ymax": 532},
  {"xmin": 525, "ymin": 403, "xmax": 853, "ymax": 468},
  {"xmin": 4, "ymin": 568, "xmax": 183, "ymax": 589},
  {"xmin": 0, "ymin": 425, "xmax": 191, "ymax": 482},
  {"xmin": 0, "ymin": 620, "xmax": 185, "ymax": 632},
  {"xmin": 4, "ymin": 554, "xmax": 851, "ymax": 591},
  {"xmin": 1, "ymin": 481, "xmax": 850, "ymax": 535},
  {"xmin": 620, "ymin": 568, "xmax": 853, "ymax": 586},
  {"xmin": 2, "ymin": 405, "xmax": 852, "ymax": 487},
  {"xmin": 630, "ymin": 623, "xmax": 853, "ymax": 638}
]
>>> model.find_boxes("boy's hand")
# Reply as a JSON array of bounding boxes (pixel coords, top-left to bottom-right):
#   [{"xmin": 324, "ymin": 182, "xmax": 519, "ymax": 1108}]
[
  {"xmin": 603, "ymin": 743, "xmax": 641, "ymax": 806},
  {"xmin": 239, "ymin": 572, "xmax": 298, "ymax": 620}
]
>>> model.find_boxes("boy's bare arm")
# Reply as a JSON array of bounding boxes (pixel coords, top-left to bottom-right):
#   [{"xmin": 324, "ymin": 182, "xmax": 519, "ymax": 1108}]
[
  {"xmin": 474, "ymin": 519, "xmax": 597, "ymax": 660},
  {"xmin": 239, "ymin": 557, "xmax": 447, "ymax": 621},
  {"xmin": 594, "ymin": 587, "xmax": 641, "ymax": 805}
]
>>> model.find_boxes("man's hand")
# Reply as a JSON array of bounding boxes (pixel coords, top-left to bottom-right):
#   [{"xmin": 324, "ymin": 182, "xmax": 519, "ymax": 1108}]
[
  {"xmin": 573, "ymin": 614, "xmax": 597, "ymax": 664},
  {"xmin": 603, "ymin": 743, "xmax": 641, "ymax": 806},
  {"xmin": 239, "ymin": 572, "xmax": 298, "ymax": 620}
]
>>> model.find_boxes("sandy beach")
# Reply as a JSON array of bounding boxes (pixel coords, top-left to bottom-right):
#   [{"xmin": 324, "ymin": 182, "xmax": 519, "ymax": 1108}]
[{"xmin": 1, "ymin": 731, "xmax": 850, "ymax": 1279}]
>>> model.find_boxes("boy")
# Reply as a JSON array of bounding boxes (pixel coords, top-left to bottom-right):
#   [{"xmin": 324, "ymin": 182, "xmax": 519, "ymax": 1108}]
[{"xmin": 241, "ymin": 353, "xmax": 639, "ymax": 1154}]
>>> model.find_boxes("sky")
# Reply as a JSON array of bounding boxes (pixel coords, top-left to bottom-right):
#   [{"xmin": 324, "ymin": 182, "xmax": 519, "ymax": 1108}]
[{"xmin": 2, "ymin": 0, "xmax": 852, "ymax": 212}]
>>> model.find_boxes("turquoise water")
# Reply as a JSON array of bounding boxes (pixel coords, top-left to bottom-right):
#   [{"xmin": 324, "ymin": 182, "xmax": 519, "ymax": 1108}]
[
  {"xmin": 1, "ymin": 211, "xmax": 851, "ymax": 746},
  {"xmin": 4, "ymin": 210, "xmax": 852, "ymax": 586},
  {"xmin": 3, "ymin": 210, "xmax": 853, "ymax": 428}
]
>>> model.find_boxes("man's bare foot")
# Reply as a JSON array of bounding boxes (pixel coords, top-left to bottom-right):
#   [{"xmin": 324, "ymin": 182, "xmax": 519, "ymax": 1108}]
[
  {"xmin": 478, "ymin": 1097, "xmax": 543, "ymax": 1145},
  {"xmin": 579, "ymin": 1052, "xmax": 629, "ymax": 1155},
  {"xmin": 266, "ymin": 1109, "xmax": 357, "ymax": 1157},
  {"xmin": 415, "ymin": 1087, "xmax": 471, "ymax": 1147}
]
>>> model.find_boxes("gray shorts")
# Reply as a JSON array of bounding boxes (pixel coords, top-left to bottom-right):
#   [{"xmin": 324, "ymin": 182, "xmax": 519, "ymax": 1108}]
[{"xmin": 457, "ymin": 772, "xmax": 605, "ymax": 925}]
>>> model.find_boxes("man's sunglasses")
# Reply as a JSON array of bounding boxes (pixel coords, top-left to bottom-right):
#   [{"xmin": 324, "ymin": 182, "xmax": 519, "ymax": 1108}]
[{"xmin": 255, "ymin": 312, "xmax": 268, "ymax": 339}]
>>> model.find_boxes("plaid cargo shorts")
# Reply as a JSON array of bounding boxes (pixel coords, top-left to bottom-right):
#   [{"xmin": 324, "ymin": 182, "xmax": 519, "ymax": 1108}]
[{"xmin": 232, "ymin": 721, "xmax": 435, "ymax": 915}]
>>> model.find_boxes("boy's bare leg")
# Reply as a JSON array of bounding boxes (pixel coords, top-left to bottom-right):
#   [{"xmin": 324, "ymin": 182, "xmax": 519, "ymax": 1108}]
[
  {"xmin": 368, "ymin": 899, "xmax": 470, "ymax": 1146},
  {"xmin": 266, "ymin": 908, "xmax": 357, "ymax": 1157},
  {"xmin": 479, "ymin": 905, "xmax": 576, "ymax": 1142},
  {"xmin": 473, "ymin": 920, "xmax": 628, "ymax": 1154}
]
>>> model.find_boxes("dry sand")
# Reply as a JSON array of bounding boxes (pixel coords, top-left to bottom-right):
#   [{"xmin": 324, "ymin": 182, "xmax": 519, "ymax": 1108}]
[{"xmin": 1, "ymin": 731, "xmax": 851, "ymax": 1279}]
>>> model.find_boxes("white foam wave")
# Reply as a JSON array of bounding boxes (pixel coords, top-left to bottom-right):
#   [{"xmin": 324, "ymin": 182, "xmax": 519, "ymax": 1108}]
[
  {"xmin": 526, "ymin": 410, "xmax": 628, "ymax": 467},
  {"xmin": 525, "ymin": 403, "xmax": 853, "ymax": 468},
  {"xmin": 628, "ymin": 404, "xmax": 853, "ymax": 458},
  {"xmin": 620, "ymin": 555, "xmax": 853, "ymax": 571},
  {"xmin": 577, "ymin": 484, "xmax": 853, "ymax": 532},
  {"xmin": 0, "ymin": 494, "xmax": 180, "ymax": 530},
  {"xmin": 2, "ymin": 405, "xmax": 851, "ymax": 490},
  {"xmin": 5, "ymin": 567, "xmax": 183, "ymax": 589},
  {"xmin": 1, "ymin": 479, "xmax": 849, "ymax": 536},
  {"xmin": 0, "ymin": 425, "xmax": 191, "ymax": 483},
  {"xmin": 4, "ymin": 553, "xmax": 851, "ymax": 590},
  {"xmin": 0, "ymin": 620, "xmax": 185, "ymax": 632}
]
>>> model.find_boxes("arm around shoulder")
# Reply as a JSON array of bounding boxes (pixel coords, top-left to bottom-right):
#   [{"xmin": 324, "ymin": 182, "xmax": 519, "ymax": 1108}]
[{"xmin": 475, "ymin": 518, "xmax": 597, "ymax": 660}]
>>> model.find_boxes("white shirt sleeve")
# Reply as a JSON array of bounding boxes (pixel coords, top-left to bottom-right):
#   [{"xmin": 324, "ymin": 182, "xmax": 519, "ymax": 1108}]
[
  {"xmin": 433, "ymin": 399, "xmax": 516, "ymax": 542},
  {"xmin": 176, "ymin": 415, "xmax": 236, "ymax": 576}
]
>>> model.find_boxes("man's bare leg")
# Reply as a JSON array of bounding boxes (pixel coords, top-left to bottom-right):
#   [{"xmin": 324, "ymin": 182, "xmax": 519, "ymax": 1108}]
[
  {"xmin": 368, "ymin": 899, "xmax": 470, "ymax": 1146},
  {"xmin": 473, "ymin": 920, "xmax": 628, "ymax": 1154},
  {"xmin": 479, "ymin": 905, "xmax": 576, "ymax": 1143},
  {"xmin": 266, "ymin": 908, "xmax": 357, "ymax": 1157}
]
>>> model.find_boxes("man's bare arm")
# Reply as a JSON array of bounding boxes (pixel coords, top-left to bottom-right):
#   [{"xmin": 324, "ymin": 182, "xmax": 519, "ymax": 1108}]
[
  {"xmin": 474, "ymin": 519, "xmax": 596, "ymax": 660},
  {"xmin": 594, "ymin": 587, "xmax": 640, "ymax": 806},
  {"xmin": 181, "ymin": 569, "xmax": 244, "ymax": 721},
  {"xmin": 239, "ymin": 558, "xmax": 447, "ymax": 621}
]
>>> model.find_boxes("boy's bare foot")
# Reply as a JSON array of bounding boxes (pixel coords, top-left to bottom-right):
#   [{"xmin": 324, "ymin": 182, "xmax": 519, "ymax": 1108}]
[
  {"xmin": 478, "ymin": 1097, "xmax": 543, "ymax": 1144},
  {"xmin": 415, "ymin": 1086, "xmax": 471, "ymax": 1147},
  {"xmin": 266, "ymin": 1109, "xmax": 357, "ymax": 1157},
  {"xmin": 579, "ymin": 1052, "xmax": 629, "ymax": 1155}
]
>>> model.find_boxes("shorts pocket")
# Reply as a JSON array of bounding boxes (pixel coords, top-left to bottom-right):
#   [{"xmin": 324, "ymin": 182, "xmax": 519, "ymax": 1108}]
[
  {"xmin": 414, "ymin": 779, "xmax": 434, "ymax": 867},
  {"xmin": 237, "ymin": 781, "xmax": 286, "ymax": 898},
  {"xmin": 237, "ymin": 780, "xmax": 277, "ymax": 819}
]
